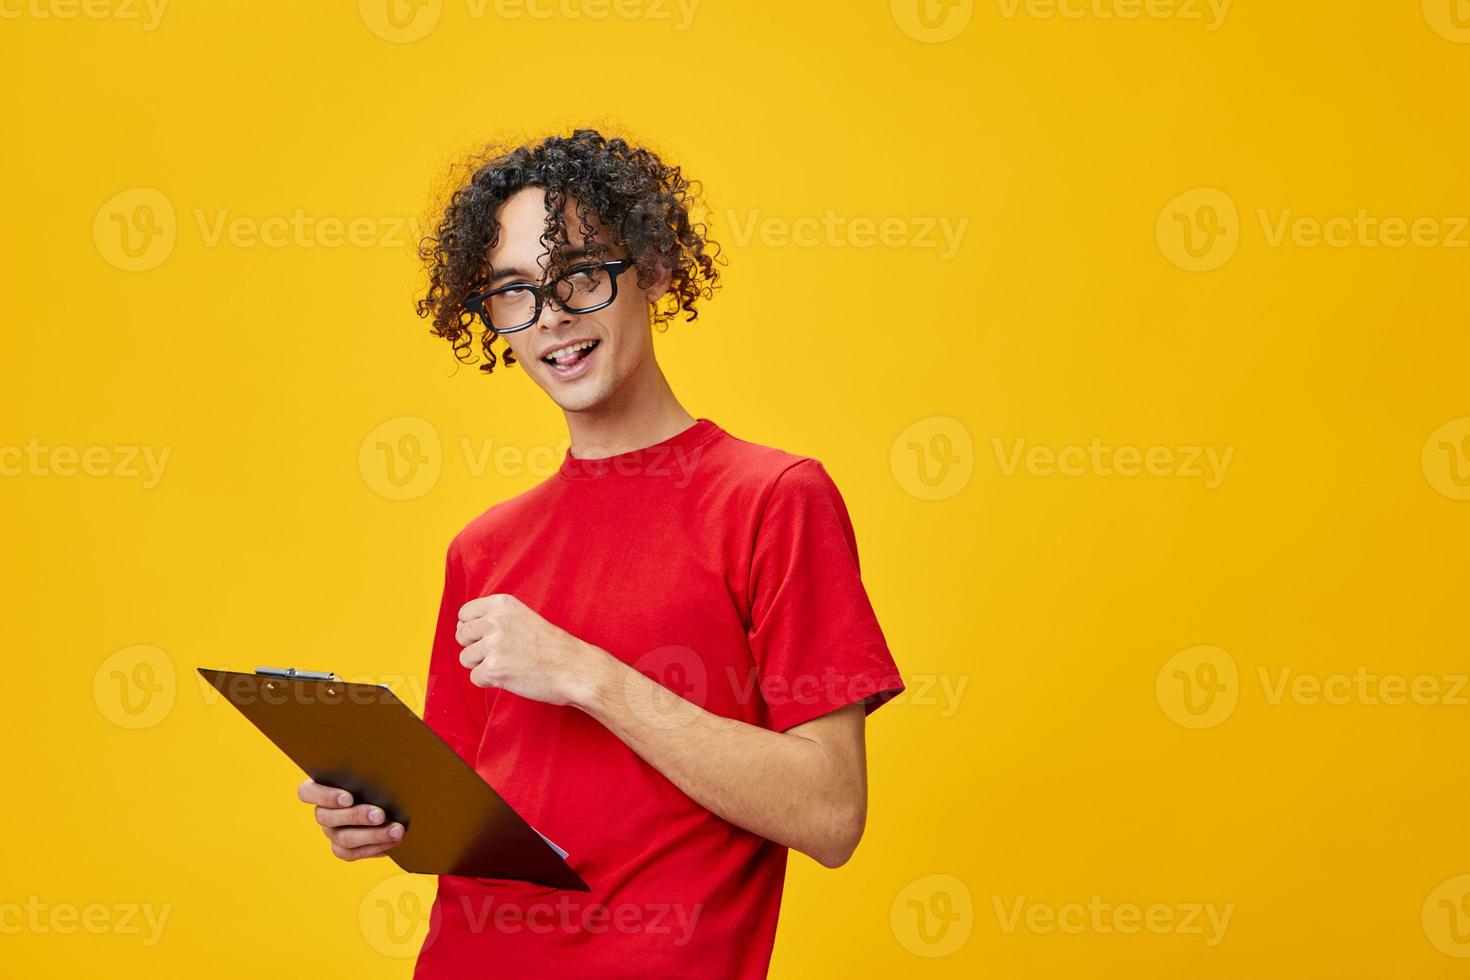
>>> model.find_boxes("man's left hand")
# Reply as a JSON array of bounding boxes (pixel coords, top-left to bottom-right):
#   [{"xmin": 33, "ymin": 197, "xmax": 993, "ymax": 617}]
[{"xmin": 456, "ymin": 593, "xmax": 604, "ymax": 706}]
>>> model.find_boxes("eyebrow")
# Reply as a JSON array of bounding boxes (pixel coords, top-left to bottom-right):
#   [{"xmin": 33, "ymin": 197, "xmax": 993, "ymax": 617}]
[{"xmin": 487, "ymin": 246, "xmax": 598, "ymax": 285}]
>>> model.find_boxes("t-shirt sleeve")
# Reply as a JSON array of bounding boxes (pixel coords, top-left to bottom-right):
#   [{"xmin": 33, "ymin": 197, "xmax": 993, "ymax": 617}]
[
  {"xmin": 746, "ymin": 458, "xmax": 904, "ymax": 732},
  {"xmin": 422, "ymin": 540, "xmax": 486, "ymax": 767}
]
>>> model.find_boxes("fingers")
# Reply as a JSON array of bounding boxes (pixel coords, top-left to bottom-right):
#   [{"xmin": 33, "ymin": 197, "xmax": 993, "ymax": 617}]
[
  {"xmin": 331, "ymin": 840, "xmax": 399, "ymax": 862},
  {"xmin": 469, "ymin": 659, "xmax": 497, "ymax": 689},
  {"xmin": 300, "ymin": 779, "xmax": 404, "ymax": 862},
  {"xmin": 327, "ymin": 821, "xmax": 405, "ymax": 850},
  {"xmin": 298, "ymin": 779, "xmax": 352, "ymax": 808},
  {"xmin": 315, "ymin": 803, "xmax": 387, "ymax": 829},
  {"xmin": 458, "ymin": 593, "xmax": 521, "ymax": 623},
  {"xmin": 459, "ymin": 638, "xmax": 489, "ymax": 671},
  {"xmin": 458, "ymin": 595, "xmax": 498, "ymax": 623},
  {"xmin": 455, "ymin": 616, "xmax": 495, "ymax": 647}
]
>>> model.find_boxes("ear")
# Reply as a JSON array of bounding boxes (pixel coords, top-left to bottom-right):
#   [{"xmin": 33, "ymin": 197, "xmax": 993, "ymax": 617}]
[{"xmin": 642, "ymin": 261, "xmax": 673, "ymax": 305}]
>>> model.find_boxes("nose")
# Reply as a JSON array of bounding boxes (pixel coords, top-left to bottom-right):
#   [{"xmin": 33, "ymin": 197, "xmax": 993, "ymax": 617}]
[{"xmin": 535, "ymin": 288, "xmax": 574, "ymax": 332}]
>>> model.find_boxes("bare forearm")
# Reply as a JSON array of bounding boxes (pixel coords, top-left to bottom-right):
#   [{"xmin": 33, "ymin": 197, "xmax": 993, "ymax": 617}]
[
  {"xmin": 453, "ymin": 595, "xmax": 871, "ymax": 867},
  {"xmin": 573, "ymin": 646, "xmax": 867, "ymax": 868}
]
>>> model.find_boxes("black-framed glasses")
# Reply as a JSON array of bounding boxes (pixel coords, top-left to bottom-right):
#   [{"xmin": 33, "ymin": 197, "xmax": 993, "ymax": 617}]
[{"xmin": 464, "ymin": 259, "xmax": 636, "ymax": 335}]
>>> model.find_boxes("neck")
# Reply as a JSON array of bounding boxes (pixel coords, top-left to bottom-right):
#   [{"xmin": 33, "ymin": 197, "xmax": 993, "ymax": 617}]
[{"xmin": 564, "ymin": 356, "xmax": 695, "ymax": 460}]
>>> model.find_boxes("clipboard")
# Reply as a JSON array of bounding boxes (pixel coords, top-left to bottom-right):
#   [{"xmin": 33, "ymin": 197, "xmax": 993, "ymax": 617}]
[{"xmin": 199, "ymin": 666, "xmax": 588, "ymax": 891}]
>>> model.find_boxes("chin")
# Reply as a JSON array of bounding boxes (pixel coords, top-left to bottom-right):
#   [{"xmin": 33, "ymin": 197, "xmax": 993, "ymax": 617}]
[{"xmin": 546, "ymin": 378, "xmax": 614, "ymax": 414}]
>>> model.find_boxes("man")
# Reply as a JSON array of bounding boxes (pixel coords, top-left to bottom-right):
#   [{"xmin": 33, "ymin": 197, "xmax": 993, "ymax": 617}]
[{"xmin": 296, "ymin": 130, "xmax": 903, "ymax": 978}]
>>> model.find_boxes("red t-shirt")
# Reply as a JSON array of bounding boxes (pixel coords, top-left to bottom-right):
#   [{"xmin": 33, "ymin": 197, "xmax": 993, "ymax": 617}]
[{"xmin": 412, "ymin": 418, "xmax": 903, "ymax": 979}]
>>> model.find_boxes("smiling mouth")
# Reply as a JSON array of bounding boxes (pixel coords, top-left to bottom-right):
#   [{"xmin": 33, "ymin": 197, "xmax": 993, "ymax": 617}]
[
  {"xmin": 542, "ymin": 339, "xmax": 600, "ymax": 367},
  {"xmin": 541, "ymin": 339, "xmax": 601, "ymax": 382}
]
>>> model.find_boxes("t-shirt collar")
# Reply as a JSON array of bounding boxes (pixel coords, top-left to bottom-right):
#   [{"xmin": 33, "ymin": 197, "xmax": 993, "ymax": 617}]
[{"xmin": 558, "ymin": 417, "xmax": 722, "ymax": 481}]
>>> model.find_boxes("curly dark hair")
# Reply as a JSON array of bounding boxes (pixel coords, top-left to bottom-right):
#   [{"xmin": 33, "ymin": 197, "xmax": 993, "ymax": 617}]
[{"xmin": 416, "ymin": 129, "xmax": 722, "ymax": 374}]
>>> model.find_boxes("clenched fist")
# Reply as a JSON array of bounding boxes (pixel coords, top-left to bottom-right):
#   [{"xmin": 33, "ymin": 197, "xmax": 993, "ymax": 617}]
[{"xmin": 456, "ymin": 593, "xmax": 608, "ymax": 707}]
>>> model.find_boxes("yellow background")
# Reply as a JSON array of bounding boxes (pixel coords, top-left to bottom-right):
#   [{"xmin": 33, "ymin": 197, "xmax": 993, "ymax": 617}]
[{"xmin": 3, "ymin": 1, "xmax": 1469, "ymax": 976}]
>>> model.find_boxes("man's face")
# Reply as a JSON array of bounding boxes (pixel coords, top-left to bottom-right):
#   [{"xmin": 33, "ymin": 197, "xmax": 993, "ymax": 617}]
[{"xmin": 484, "ymin": 187, "xmax": 666, "ymax": 414}]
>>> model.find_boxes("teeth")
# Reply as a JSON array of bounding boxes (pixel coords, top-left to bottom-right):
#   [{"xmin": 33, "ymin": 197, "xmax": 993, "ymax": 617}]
[{"xmin": 545, "ymin": 340, "xmax": 597, "ymax": 363}]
